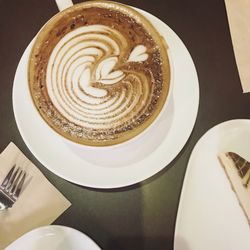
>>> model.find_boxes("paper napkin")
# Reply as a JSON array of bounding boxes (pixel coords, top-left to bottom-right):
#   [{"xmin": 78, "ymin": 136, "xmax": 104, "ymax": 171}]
[
  {"xmin": 0, "ymin": 142, "xmax": 71, "ymax": 249},
  {"xmin": 225, "ymin": 0, "xmax": 250, "ymax": 93}
]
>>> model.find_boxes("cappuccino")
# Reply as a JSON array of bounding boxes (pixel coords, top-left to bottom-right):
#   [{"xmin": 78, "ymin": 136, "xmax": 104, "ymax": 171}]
[{"xmin": 28, "ymin": 1, "xmax": 171, "ymax": 146}]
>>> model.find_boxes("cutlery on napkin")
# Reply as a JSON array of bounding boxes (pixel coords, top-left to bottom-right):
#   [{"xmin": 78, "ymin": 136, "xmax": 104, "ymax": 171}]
[{"xmin": 0, "ymin": 142, "xmax": 71, "ymax": 249}]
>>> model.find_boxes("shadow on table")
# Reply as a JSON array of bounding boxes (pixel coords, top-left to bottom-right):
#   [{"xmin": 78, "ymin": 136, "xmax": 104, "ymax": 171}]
[
  {"xmin": 105, "ymin": 236, "xmax": 190, "ymax": 250},
  {"xmin": 106, "ymin": 236, "xmax": 172, "ymax": 250}
]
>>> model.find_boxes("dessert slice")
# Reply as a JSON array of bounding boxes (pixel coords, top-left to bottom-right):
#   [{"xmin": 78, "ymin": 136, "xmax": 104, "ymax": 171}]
[{"xmin": 218, "ymin": 152, "xmax": 250, "ymax": 224}]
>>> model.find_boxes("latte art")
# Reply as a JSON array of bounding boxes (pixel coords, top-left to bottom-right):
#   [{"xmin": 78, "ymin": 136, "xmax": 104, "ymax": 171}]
[
  {"xmin": 47, "ymin": 25, "xmax": 149, "ymax": 129},
  {"xmin": 28, "ymin": 1, "xmax": 171, "ymax": 146}
]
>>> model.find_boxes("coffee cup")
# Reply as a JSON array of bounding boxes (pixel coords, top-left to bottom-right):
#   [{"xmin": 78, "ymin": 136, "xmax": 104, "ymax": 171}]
[{"xmin": 28, "ymin": 0, "xmax": 171, "ymax": 147}]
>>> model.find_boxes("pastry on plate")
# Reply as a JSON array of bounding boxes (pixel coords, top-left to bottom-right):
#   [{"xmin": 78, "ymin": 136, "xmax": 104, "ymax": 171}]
[{"xmin": 218, "ymin": 152, "xmax": 250, "ymax": 224}]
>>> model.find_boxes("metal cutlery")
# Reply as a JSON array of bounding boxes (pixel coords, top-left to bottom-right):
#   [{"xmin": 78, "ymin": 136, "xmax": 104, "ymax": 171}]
[{"xmin": 0, "ymin": 165, "xmax": 26, "ymax": 210}]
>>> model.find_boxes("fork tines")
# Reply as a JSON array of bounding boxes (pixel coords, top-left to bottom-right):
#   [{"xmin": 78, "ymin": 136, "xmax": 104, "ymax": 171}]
[{"xmin": 0, "ymin": 165, "xmax": 26, "ymax": 201}]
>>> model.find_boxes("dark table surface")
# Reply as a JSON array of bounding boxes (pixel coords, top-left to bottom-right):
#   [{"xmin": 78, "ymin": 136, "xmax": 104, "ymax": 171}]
[{"xmin": 1, "ymin": 0, "xmax": 250, "ymax": 249}]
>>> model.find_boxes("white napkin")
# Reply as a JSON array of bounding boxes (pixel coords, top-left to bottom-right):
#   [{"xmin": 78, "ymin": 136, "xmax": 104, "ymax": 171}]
[
  {"xmin": 225, "ymin": 0, "xmax": 250, "ymax": 93},
  {"xmin": 0, "ymin": 142, "xmax": 71, "ymax": 249}
]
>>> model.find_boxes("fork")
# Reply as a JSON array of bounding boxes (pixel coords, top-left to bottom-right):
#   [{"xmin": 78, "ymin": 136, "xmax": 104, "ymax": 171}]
[{"xmin": 0, "ymin": 165, "xmax": 26, "ymax": 210}]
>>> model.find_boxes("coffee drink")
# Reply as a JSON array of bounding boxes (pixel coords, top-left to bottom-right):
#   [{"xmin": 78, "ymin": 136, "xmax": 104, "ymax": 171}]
[{"xmin": 28, "ymin": 1, "xmax": 171, "ymax": 146}]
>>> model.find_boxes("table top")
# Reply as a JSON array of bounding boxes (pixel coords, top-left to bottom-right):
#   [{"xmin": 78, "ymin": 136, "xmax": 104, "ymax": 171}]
[{"xmin": 0, "ymin": 0, "xmax": 250, "ymax": 249}]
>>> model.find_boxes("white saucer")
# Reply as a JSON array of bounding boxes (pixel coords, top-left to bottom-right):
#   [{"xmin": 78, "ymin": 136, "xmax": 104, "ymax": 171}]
[
  {"xmin": 12, "ymin": 9, "xmax": 199, "ymax": 188},
  {"xmin": 174, "ymin": 119, "xmax": 250, "ymax": 250},
  {"xmin": 6, "ymin": 225, "xmax": 101, "ymax": 250}
]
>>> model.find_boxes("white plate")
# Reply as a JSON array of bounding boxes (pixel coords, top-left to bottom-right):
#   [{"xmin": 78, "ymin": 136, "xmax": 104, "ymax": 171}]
[
  {"xmin": 6, "ymin": 225, "xmax": 101, "ymax": 250},
  {"xmin": 12, "ymin": 9, "xmax": 199, "ymax": 188},
  {"xmin": 174, "ymin": 119, "xmax": 250, "ymax": 250}
]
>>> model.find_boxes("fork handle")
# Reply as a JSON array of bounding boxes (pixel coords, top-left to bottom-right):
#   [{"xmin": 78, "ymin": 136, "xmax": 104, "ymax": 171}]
[{"xmin": 0, "ymin": 192, "xmax": 13, "ymax": 210}]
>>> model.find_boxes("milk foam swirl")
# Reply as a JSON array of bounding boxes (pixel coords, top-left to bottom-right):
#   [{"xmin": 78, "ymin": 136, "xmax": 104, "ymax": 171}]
[{"xmin": 46, "ymin": 25, "xmax": 150, "ymax": 129}]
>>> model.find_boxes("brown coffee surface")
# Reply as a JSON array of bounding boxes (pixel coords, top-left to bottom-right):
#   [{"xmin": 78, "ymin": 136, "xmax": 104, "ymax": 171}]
[{"xmin": 28, "ymin": 1, "xmax": 171, "ymax": 146}]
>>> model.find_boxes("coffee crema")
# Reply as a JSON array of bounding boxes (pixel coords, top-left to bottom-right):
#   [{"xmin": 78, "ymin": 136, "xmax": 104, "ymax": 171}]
[{"xmin": 28, "ymin": 1, "xmax": 171, "ymax": 146}]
